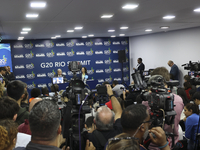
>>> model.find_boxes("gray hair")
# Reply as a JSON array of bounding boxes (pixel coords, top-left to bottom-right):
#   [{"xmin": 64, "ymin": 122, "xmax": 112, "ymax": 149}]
[
  {"xmin": 95, "ymin": 106, "xmax": 115, "ymax": 130},
  {"xmin": 29, "ymin": 99, "xmax": 61, "ymax": 141}
]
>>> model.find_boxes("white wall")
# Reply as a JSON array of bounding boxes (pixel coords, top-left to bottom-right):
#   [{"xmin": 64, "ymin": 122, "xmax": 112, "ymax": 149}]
[{"xmin": 129, "ymin": 27, "xmax": 200, "ymax": 86}]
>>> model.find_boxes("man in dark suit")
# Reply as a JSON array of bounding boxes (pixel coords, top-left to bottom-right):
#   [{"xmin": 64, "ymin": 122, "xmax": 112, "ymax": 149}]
[
  {"xmin": 133, "ymin": 58, "xmax": 145, "ymax": 79},
  {"xmin": 5, "ymin": 66, "xmax": 15, "ymax": 81},
  {"xmin": 168, "ymin": 60, "xmax": 179, "ymax": 80},
  {"xmin": 54, "ymin": 68, "xmax": 67, "ymax": 82}
]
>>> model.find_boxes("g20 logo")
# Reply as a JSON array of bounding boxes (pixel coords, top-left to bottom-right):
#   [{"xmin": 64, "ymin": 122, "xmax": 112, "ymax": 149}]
[{"xmin": 41, "ymin": 62, "xmax": 53, "ymax": 68}]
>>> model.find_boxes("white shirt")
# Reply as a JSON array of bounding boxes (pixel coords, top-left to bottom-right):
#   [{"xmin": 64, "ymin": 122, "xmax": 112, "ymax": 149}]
[{"xmin": 15, "ymin": 132, "xmax": 31, "ymax": 148}]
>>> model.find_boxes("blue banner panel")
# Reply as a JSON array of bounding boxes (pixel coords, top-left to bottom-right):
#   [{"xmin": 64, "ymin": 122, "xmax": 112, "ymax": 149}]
[
  {"xmin": 10, "ymin": 37, "xmax": 130, "ymax": 92},
  {"xmin": 0, "ymin": 43, "xmax": 13, "ymax": 71}
]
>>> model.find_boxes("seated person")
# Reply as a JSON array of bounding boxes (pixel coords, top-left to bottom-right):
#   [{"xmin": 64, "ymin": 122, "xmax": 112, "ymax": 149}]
[
  {"xmin": 183, "ymin": 103, "xmax": 200, "ymax": 150},
  {"xmin": 80, "ymin": 67, "xmax": 89, "ymax": 84},
  {"xmin": 29, "ymin": 88, "xmax": 41, "ymax": 103},
  {"xmin": 49, "ymin": 84, "xmax": 59, "ymax": 96},
  {"xmin": 189, "ymin": 88, "xmax": 196, "ymax": 102},
  {"xmin": 0, "ymin": 119, "xmax": 18, "ymax": 150}
]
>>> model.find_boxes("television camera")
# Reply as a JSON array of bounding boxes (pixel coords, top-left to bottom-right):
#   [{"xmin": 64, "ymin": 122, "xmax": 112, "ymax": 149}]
[{"xmin": 182, "ymin": 61, "xmax": 200, "ymax": 85}]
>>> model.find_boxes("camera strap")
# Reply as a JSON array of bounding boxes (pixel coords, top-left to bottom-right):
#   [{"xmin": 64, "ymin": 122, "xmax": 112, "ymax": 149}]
[{"xmin": 93, "ymin": 130, "xmax": 107, "ymax": 149}]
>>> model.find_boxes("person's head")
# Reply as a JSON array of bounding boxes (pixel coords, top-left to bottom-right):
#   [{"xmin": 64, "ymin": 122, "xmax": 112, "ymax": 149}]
[
  {"xmin": 29, "ymin": 99, "xmax": 61, "ymax": 142},
  {"xmin": 57, "ymin": 69, "xmax": 62, "ymax": 76},
  {"xmin": 106, "ymin": 132, "xmax": 139, "ymax": 150},
  {"xmin": 112, "ymin": 80, "xmax": 118, "ymax": 87},
  {"xmin": 137, "ymin": 58, "xmax": 142, "ymax": 64},
  {"xmin": 30, "ymin": 88, "xmax": 41, "ymax": 98},
  {"xmin": 94, "ymin": 106, "xmax": 115, "ymax": 130},
  {"xmin": 0, "ymin": 119, "xmax": 18, "ymax": 150},
  {"xmin": 167, "ymin": 60, "xmax": 174, "ymax": 67},
  {"xmin": 184, "ymin": 75, "xmax": 191, "ymax": 83},
  {"xmin": 7, "ymin": 80, "xmax": 25, "ymax": 101},
  {"xmin": 7, "ymin": 66, "xmax": 11, "ymax": 72},
  {"xmin": 29, "ymin": 98, "xmax": 42, "ymax": 112},
  {"xmin": 102, "ymin": 81, "xmax": 110, "ymax": 85},
  {"xmin": 51, "ymin": 84, "xmax": 59, "ymax": 92},
  {"xmin": 183, "ymin": 82, "xmax": 192, "ymax": 90},
  {"xmin": 0, "ymin": 67, "xmax": 6, "ymax": 75},
  {"xmin": 151, "ymin": 67, "xmax": 170, "ymax": 82},
  {"xmin": 85, "ymin": 116, "xmax": 96, "ymax": 133},
  {"xmin": 41, "ymin": 87, "xmax": 49, "ymax": 96},
  {"xmin": 193, "ymin": 92, "xmax": 200, "ymax": 105},
  {"xmin": 0, "ymin": 82, "xmax": 4, "ymax": 98},
  {"xmin": 82, "ymin": 67, "xmax": 87, "ymax": 74},
  {"xmin": 0, "ymin": 96, "xmax": 19, "ymax": 121},
  {"xmin": 121, "ymin": 104, "xmax": 149, "ymax": 142},
  {"xmin": 184, "ymin": 103, "xmax": 199, "ymax": 117},
  {"xmin": 189, "ymin": 88, "xmax": 196, "ymax": 99},
  {"xmin": 177, "ymin": 87, "xmax": 189, "ymax": 105}
]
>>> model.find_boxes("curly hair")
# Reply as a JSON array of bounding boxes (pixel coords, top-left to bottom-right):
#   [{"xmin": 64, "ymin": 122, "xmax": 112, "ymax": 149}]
[
  {"xmin": 0, "ymin": 119, "xmax": 18, "ymax": 150},
  {"xmin": 0, "ymin": 82, "xmax": 4, "ymax": 98}
]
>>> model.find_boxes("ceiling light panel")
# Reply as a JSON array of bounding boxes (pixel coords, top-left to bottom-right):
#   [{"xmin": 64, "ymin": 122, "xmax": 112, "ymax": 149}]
[
  {"xmin": 21, "ymin": 32, "xmax": 28, "ymax": 34},
  {"xmin": 88, "ymin": 34, "xmax": 94, "ymax": 37},
  {"xmin": 108, "ymin": 30, "xmax": 115, "ymax": 32},
  {"xmin": 67, "ymin": 30, "xmax": 74, "ymax": 32},
  {"xmin": 101, "ymin": 15, "xmax": 113, "ymax": 18},
  {"xmin": 26, "ymin": 14, "xmax": 39, "ymax": 18},
  {"xmin": 22, "ymin": 28, "xmax": 31, "ymax": 31},
  {"xmin": 163, "ymin": 15, "xmax": 175, "ymax": 19},
  {"xmin": 194, "ymin": 8, "xmax": 200, "ymax": 12},
  {"xmin": 82, "ymin": 36, "xmax": 87, "ymax": 38},
  {"xmin": 122, "ymin": 4, "xmax": 138, "ymax": 9},
  {"xmin": 74, "ymin": 27, "xmax": 83, "ymax": 30},
  {"xmin": 30, "ymin": 2, "xmax": 46, "ymax": 8},
  {"xmin": 119, "ymin": 34, "xmax": 125, "ymax": 36},
  {"xmin": 145, "ymin": 29, "xmax": 152, "ymax": 32},
  {"xmin": 111, "ymin": 35, "xmax": 116, "ymax": 37},
  {"xmin": 160, "ymin": 26, "xmax": 169, "ymax": 29},
  {"xmin": 120, "ymin": 27, "xmax": 128, "ymax": 29}
]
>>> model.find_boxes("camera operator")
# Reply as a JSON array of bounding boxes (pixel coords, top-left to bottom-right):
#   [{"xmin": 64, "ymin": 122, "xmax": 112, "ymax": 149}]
[
  {"xmin": 106, "ymin": 104, "xmax": 170, "ymax": 150},
  {"xmin": 143, "ymin": 67, "xmax": 184, "ymax": 149},
  {"xmin": 87, "ymin": 84, "xmax": 123, "ymax": 150}
]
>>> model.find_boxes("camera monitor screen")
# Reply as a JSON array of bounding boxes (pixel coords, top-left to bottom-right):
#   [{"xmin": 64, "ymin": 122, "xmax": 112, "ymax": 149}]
[
  {"xmin": 143, "ymin": 71, "xmax": 149, "ymax": 76},
  {"xmin": 188, "ymin": 71, "xmax": 194, "ymax": 76},
  {"xmin": 52, "ymin": 77, "xmax": 64, "ymax": 84}
]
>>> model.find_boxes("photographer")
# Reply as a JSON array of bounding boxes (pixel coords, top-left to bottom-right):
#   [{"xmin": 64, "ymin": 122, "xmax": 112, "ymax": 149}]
[
  {"xmin": 144, "ymin": 67, "xmax": 184, "ymax": 149},
  {"xmin": 106, "ymin": 104, "xmax": 170, "ymax": 150},
  {"xmin": 87, "ymin": 84, "xmax": 123, "ymax": 150}
]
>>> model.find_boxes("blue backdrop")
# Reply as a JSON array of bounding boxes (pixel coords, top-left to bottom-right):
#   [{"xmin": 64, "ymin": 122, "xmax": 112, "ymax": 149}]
[
  {"xmin": 0, "ymin": 43, "xmax": 13, "ymax": 71},
  {"xmin": 10, "ymin": 37, "xmax": 130, "ymax": 92}
]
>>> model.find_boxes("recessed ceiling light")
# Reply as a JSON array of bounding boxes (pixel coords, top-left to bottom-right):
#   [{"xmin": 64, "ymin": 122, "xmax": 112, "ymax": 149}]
[
  {"xmin": 26, "ymin": 14, "xmax": 39, "ymax": 18},
  {"xmin": 108, "ymin": 30, "xmax": 115, "ymax": 32},
  {"xmin": 74, "ymin": 27, "xmax": 83, "ymax": 30},
  {"xmin": 22, "ymin": 28, "xmax": 31, "ymax": 31},
  {"xmin": 145, "ymin": 29, "xmax": 152, "ymax": 32},
  {"xmin": 88, "ymin": 34, "xmax": 94, "ymax": 37},
  {"xmin": 67, "ymin": 30, "xmax": 74, "ymax": 32},
  {"xmin": 101, "ymin": 15, "xmax": 113, "ymax": 18},
  {"xmin": 119, "ymin": 34, "xmax": 125, "ymax": 36},
  {"xmin": 160, "ymin": 26, "xmax": 169, "ymax": 29},
  {"xmin": 111, "ymin": 35, "xmax": 116, "ymax": 38},
  {"xmin": 194, "ymin": 8, "xmax": 200, "ymax": 12},
  {"xmin": 120, "ymin": 27, "xmax": 128, "ymax": 29},
  {"xmin": 55, "ymin": 35, "xmax": 61, "ymax": 37},
  {"xmin": 18, "ymin": 37, "xmax": 24, "ymax": 40},
  {"xmin": 122, "ymin": 4, "xmax": 138, "ymax": 9},
  {"xmin": 163, "ymin": 15, "xmax": 175, "ymax": 19},
  {"xmin": 21, "ymin": 32, "xmax": 28, "ymax": 34},
  {"xmin": 30, "ymin": 2, "xmax": 46, "ymax": 8},
  {"xmin": 82, "ymin": 36, "xmax": 87, "ymax": 38},
  {"xmin": 51, "ymin": 37, "xmax": 56, "ymax": 39}
]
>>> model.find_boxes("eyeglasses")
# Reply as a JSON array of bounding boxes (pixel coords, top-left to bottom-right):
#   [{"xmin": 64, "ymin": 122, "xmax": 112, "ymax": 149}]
[
  {"xmin": 143, "ymin": 119, "xmax": 153, "ymax": 125},
  {"xmin": 108, "ymin": 136, "xmax": 139, "ymax": 143}
]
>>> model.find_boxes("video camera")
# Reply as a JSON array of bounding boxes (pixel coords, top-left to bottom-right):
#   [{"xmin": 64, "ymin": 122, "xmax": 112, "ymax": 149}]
[{"xmin": 182, "ymin": 61, "xmax": 200, "ymax": 85}]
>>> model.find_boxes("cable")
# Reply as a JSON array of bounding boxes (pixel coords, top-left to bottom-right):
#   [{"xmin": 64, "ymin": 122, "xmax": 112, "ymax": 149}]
[
  {"xmin": 79, "ymin": 94, "xmax": 89, "ymax": 150},
  {"xmin": 159, "ymin": 109, "xmax": 165, "ymax": 129}
]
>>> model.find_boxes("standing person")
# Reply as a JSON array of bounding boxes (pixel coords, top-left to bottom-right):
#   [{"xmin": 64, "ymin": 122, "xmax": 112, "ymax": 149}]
[
  {"xmin": 167, "ymin": 60, "xmax": 179, "ymax": 80},
  {"xmin": 80, "ymin": 67, "xmax": 88, "ymax": 84},
  {"xmin": 5, "ymin": 66, "xmax": 15, "ymax": 81},
  {"xmin": 183, "ymin": 103, "xmax": 200, "ymax": 150},
  {"xmin": 133, "ymin": 58, "xmax": 145, "ymax": 79}
]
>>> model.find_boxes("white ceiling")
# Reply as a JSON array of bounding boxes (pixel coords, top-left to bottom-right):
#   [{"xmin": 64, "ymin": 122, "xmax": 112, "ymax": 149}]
[{"xmin": 1, "ymin": 0, "xmax": 200, "ymax": 40}]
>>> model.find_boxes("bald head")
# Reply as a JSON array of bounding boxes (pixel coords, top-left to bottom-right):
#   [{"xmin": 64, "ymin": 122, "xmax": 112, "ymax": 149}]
[
  {"xmin": 95, "ymin": 106, "xmax": 115, "ymax": 130},
  {"xmin": 29, "ymin": 98, "xmax": 42, "ymax": 112},
  {"xmin": 168, "ymin": 60, "xmax": 174, "ymax": 67},
  {"xmin": 57, "ymin": 69, "xmax": 62, "ymax": 76}
]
